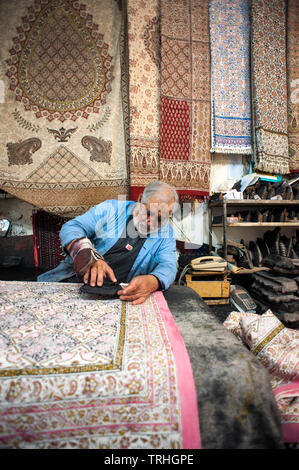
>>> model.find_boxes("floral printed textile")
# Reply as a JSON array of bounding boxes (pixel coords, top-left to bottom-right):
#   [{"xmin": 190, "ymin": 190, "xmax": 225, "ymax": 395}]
[
  {"xmin": 287, "ymin": 0, "xmax": 299, "ymax": 172},
  {"xmin": 251, "ymin": 0, "xmax": 289, "ymax": 174},
  {"xmin": 159, "ymin": 0, "xmax": 211, "ymax": 195},
  {"xmin": 0, "ymin": 282, "xmax": 200, "ymax": 449},
  {"xmin": 209, "ymin": 0, "xmax": 252, "ymax": 154},
  {"xmin": 128, "ymin": 0, "xmax": 211, "ymax": 199},
  {"xmin": 224, "ymin": 310, "xmax": 299, "ymax": 443}
]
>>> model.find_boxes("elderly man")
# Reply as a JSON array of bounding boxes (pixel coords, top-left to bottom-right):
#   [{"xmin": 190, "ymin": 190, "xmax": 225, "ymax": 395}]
[{"xmin": 38, "ymin": 181, "xmax": 178, "ymax": 305}]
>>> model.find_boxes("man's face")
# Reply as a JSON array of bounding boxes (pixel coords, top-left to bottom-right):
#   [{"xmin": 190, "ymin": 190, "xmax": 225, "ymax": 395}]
[{"xmin": 134, "ymin": 194, "xmax": 174, "ymax": 236}]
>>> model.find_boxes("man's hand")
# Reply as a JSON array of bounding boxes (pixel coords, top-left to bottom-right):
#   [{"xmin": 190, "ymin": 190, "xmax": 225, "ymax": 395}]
[
  {"xmin": 117, "ymin": 275, "xmax": 160, "ymax": 305},
  {"xmin": 83, "ymin": 259, "xmax": 117, "ymax": 286}
]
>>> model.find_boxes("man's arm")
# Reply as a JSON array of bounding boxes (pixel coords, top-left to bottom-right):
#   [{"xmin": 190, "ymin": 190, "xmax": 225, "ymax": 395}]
[
  {"xmin": 60, "ymin": 202, "xmax": 117, "ymax": 285},
  {"xmin": 117, "ymin": 233, "xmax": 177, "ymax": 304},
  {"xmin": 148, "ymin": 235, "xmax": 177, "ymax": 290}
]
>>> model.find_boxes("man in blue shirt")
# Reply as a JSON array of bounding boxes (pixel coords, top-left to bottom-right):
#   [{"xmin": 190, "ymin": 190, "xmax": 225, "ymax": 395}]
[{"xmin": 38, "ymin": 181, "xmax": 178, "ymax": 305}]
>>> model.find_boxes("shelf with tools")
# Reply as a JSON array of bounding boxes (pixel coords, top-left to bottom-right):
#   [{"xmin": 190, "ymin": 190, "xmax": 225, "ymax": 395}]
[
  {"xmin": 208, "ymin": 199, "xmax": 299, "ymax": 259},
  {"xmin": 212, "ymin": 222, "xmax": 299, "ymax": 226}
]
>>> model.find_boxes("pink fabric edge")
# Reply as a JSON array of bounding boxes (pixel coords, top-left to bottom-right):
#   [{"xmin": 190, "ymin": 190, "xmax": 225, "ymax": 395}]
[
  {"xmin": 154, "ymin": 291, "xmax": 201, "ymax": 449},
  {"xmin": 273, "ymin": 375, "xmax": 299, "ymax": 399},
  {"xmin": 282, "ymin": 424, "xmax": 299, "ymax": 444},
  {"xmin": 273, "ymin": 376, "xmax": 299, "ymax": 443}
]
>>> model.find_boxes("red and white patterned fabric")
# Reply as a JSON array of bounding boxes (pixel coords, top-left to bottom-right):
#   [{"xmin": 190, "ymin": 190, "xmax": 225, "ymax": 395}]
[
  {"xmin": 128, "ymin": 0, "xmax": 211, "ymax": 200},
  {"xmin": 0, "ymin": 0, "xmax": 129, "ymax": 217},
  {"xmin": 159, "ymin": 0, "xmax": 211, "ymax": 197}
]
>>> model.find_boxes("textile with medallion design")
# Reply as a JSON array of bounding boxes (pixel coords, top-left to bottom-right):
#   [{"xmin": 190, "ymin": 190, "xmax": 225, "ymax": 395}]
[
  {"xmin": 159, "ymin": 0, "xmax": 211, "ymax": 196},
  {"xmin": 0, "ymin": 282, "xmax": 200, "ymax": 449},
  {"xmin": 0, "ymin": 0, "xmax": 129, "ymax": 217}
]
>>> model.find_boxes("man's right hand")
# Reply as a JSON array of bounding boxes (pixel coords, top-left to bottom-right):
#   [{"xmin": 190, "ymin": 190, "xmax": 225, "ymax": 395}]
[{"xmin": 83, "ymin": 259, "xmax": 117, "ymax": 286}]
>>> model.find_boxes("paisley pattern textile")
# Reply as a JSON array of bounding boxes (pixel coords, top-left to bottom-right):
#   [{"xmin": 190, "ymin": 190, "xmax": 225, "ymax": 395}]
[
  {"xmin": 209, "ymin": 0, "xmax": 251, "ymax": 154},
  {"xmin": 127, "ymin": 0, "xmax": 161, "ymax": 201},
  {"xmin": 224, "ymin": 310, "xmax": 299, "ymax": 443},
  {"xmin": 251, "ymin": 0, "xmax": 289, "ymax": 174},
  {"xmin": 0, "ymin": 282, "xmax": 200, "ymax": 449},
  {"xmin": 287, "ymin": 0, "xmax": 299, "ymax": 172},
  {"xmin": 0, "ymin": 0, "xmax": 128, "ymax": 217},
  {"xmin": 159, "ymin": 0, "xmax": 210, "ymax": 196},
  {"xmin": 128, "ymin": 0, "xmax": 211, "ymax": 200}
]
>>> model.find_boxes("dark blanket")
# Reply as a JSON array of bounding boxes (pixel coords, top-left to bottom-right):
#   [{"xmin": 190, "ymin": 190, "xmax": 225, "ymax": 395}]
[{"xmin": 163, "ymin": 285, "xmax": 284, "ymax": 449}]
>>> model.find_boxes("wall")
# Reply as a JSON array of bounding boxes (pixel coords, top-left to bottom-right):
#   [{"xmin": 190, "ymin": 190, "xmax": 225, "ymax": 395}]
[
  {"xmin": 0, "ymin": 153, "xmax": 250, "ymax": 245},
  {"xmin": 0, "ymin": 194, "xmax": 34, "ymax": 236},
  {"xmin": 1, "ymin": 153, "xmax": 294, "ymax": 256}
]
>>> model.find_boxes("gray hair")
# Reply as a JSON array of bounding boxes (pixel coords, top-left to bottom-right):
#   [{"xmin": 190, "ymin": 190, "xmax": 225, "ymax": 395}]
[{"xmin": 141, "ymin": 180, "xmax": 180, "ymax": 217}]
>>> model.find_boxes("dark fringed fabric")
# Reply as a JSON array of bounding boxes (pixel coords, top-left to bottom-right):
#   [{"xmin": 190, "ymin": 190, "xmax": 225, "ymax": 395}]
[{"xmin": 32, "ymin": 211, "xmax": 68, "ymax": 270}]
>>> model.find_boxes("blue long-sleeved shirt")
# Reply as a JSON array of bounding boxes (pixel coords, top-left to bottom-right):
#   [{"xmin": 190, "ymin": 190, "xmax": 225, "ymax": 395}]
[{"xmin": 37, "ymin": 199, "xmax": 177, "ymax": 290}]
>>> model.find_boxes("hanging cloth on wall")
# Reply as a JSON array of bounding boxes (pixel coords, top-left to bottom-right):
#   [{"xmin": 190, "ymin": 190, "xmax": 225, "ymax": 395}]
[
  {"xmin": 127, "ymin": 0, "xmax": 161, "ymax": 201},
  {"xmin": 209, "ymin": 0, "xmax": 252, "ymax": 155},
  {"xmin": 0, "ymin": 0, "xmax": 129, "ymax": 218},
  {"xmin": 251, "ymin": 0, "xmax": 289, "ymax": 175},
  {"xmin": 128, "ymin": 0, "xmax": 211, "ymax": 200},
  {"xmin": 287, "ymin": 0, "xmax": 299, "ymax": 173},
  {"xmin": 159, "ymin": 0, "xmax": 211, "ymax": 197}
]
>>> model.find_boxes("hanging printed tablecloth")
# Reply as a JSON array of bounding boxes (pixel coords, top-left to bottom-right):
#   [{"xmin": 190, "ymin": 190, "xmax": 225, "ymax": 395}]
[
  {"xmin": 0, "ymin": 281, "xmax": 201, "ymax": 449},
  {"xmin": 209, "ymin": 0, "xmax": 251, "ymax": 155},
  {"xmin": 159, "ymin": 0, "xmax": 210, "ymax": 197},
  {"xmin": 0, "ymin": 0, "xmax": 129, "ymax": 217},
  {"xmin": 251, "ymin": 0, "xmax": 289, "ymax": 174},
  {"xmin": 127, "ymin": 0, "xmax": 161, "ymax": 201},
  {"xmin": 128, "ymin": 0, "xmax": 211, "ymax": 200},
  {"xmin": 287, "ymin": 0, "xmax": 299, "ymax": 172},
  {"xmin": 224, "ymin": 310, "xmax": 299, "ymax": 443}
]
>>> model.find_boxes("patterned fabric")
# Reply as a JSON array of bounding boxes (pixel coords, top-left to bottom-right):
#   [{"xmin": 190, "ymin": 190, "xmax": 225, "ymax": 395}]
[
  {"xmin": 127, "ymin": 0, "xmax": 160, "ymax": 201},
  {"xmin": 32, "ymin": 211, "xmax": 68, "ymax": 270},
  {"xmin": 224, "ymin": 310, "xmax": 299, "ymax": 443},
  {"xmin": 128, "ymin": 0, "xmax": 211, "ymax": 200},
  {"xmin": 209, "ymin": 0, "xmax": 251, "ymax": 154},
  {"xmin": 251, "ymin": 0, "xmax": 289, "ymax": 174},
  {"xmin": 159, "ymin": 0, "xmax": 210, "ymax": 196},
  {"xmin": 0, "ymin": 282, "xmax": 200, "ymax": 449},
  {"xmin": 0, "ymin": 0, "xmax": 129, "ymax": 217},
  {"xmin": 287, "ymin": 0, "xmax": 299, "ymax": 172}
]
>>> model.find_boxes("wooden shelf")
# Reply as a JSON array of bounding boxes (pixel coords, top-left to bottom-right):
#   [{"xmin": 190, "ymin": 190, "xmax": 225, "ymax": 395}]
[
  {"xmin": 208, "ymin": 198, "xmax": 299, "ymax": 261},
  {"xmin": 213, "ymin": 222, "xmax": 299, "ymax": 227},
  {"xmin": 210, "ymin": 199, "xmax": 299, "ymax": 207}
]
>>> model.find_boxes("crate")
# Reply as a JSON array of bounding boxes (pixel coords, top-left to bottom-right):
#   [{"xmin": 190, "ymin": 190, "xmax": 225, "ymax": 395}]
[{"xmin": 185, "ymin": 271, "xmax": 230, "ymax": 305}]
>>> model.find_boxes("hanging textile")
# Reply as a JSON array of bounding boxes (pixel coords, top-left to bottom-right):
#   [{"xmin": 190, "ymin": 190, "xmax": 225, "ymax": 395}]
[
  {"xmin": 209, "ymin": 0, "xmax": 252, "ymax": 154},
  {"xmin": 287, "ymin": 0, "xmax": 299, "ymax": 172},
  {"xmin": 127, "ymin": 0, "xmax": 161, "ymax": 201},
  {"xmin": 251, "ymin": 0, "xmax": 289, "ymax": 174},
  {"xmin": 159, "ymin": 0, "xmax": 210, "ymax": 197},
  {"xmin": 128, "ymin": 0, "xmax": 211, "ymax": 200},
  {"xmin": 0, "ymin": 282, "xmax": 201, "ymax": 449},
  {"xmin": 0, "ymin": 0, "xmax": 129, "ymax": 217}
]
